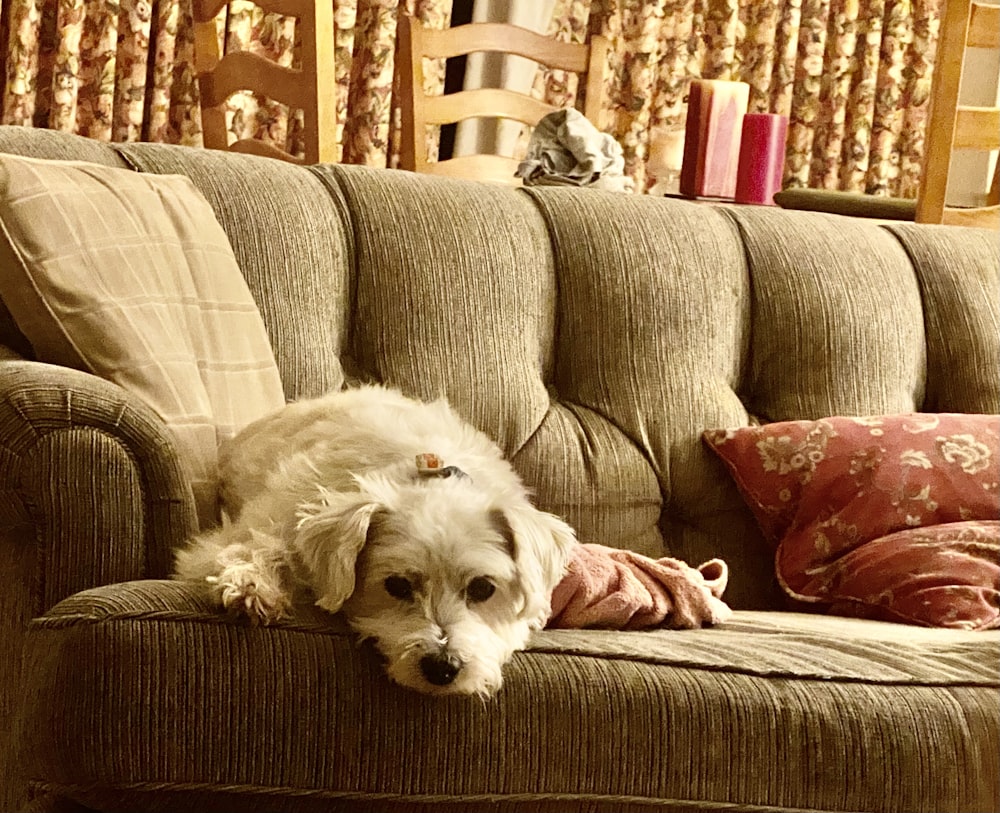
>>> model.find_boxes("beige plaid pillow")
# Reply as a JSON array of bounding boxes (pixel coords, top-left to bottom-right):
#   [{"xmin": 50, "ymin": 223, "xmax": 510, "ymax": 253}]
[{"xmin": 0, "ymin": 153, "xmax": 286, "ymax": 528}]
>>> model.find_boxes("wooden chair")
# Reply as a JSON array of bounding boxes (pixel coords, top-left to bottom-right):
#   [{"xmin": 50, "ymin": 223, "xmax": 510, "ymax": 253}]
[
  {"xmin": 192, "ymin": 0, "xmax": 337, "ymax": 164},
  {"xmin": 396, "ymin": 14, "xmax": 609, "ymax": 185},
  {"xmin": 915, "ymin": 0, "xmax": 1000, "ymax": 228}
]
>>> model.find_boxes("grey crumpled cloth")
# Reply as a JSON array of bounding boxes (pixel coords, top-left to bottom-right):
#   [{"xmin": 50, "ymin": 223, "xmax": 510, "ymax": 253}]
[{"xmin": 515, "ymin": 108, "xmax": 633, "ymax": 192}]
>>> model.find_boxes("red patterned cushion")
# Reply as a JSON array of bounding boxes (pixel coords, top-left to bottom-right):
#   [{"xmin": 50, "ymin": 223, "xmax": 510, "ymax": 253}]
[
  {"xmin": 703, "ymin": 414, "xmax": 1000, "ymax": 629},
  {"xmin": 823, "ymin": 521, "xmax": 999, "ymax": 629}
]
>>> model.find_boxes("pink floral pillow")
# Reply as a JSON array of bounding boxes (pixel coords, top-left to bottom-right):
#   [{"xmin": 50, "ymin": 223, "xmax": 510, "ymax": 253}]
[{"xmin": 703, "ymin": 414, "xmax": 1000, "ymax": 629}]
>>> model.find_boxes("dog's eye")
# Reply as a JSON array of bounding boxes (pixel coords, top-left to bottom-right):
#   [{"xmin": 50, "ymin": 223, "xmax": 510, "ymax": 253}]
[
  {"xmin": 384, "ymin": 576, "xmax": 414, "ymax": 601},
  {"xmin": 466, "ymin": 577, "xmax": 496, "ymax": 603}
]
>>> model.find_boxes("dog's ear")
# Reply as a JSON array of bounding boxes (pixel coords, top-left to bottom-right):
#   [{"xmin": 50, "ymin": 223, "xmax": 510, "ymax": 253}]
[
  {"xmin": 295, "ymin": 489, "xmax": 382, "ymax": 614},
  {"xmin": 497, "ymin": 505, "xmax": 577, "ymax": 630}
]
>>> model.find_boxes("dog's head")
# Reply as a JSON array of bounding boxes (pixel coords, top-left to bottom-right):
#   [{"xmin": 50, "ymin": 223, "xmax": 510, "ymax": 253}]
[{"xmin": 293, "ymin": 468, "xmax": 576, "ymax": 697}]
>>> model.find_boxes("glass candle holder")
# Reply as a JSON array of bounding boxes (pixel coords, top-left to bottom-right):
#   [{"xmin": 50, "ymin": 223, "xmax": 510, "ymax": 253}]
[{"xmin": 647, "ymin": 125, "xmax": 686, "ymax": 195}]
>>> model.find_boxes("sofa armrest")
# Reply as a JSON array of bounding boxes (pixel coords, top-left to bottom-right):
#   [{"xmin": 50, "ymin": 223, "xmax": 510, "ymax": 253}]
[
  {"xmin": 0, "ymin": 360, "xmax": 199, "ymax": 812},
  {"xmin": 0, "ymin": 360, "xmax": 198, "ymax": 605}
]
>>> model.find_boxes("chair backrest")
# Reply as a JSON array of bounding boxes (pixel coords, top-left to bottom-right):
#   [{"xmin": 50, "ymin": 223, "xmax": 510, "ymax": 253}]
[
  {"xmin": 192, "ymin": 0, "xmax": 337, "ymax": 165},
  {"xmin": 916, "ymin": 0, "xmax": 1000, "ymax": 228},
  {"xmin": 396, "ymin": 15, "xmax": 609, "ymax": 185}
]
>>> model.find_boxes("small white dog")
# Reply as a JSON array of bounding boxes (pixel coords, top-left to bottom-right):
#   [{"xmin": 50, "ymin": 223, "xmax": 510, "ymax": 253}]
[{"xmin": 174, "ymin": 385, "xmax": 577, "ymax": 697}]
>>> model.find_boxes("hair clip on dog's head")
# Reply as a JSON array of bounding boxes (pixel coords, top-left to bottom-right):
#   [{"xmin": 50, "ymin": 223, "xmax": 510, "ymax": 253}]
[{"xmin": 415, "ymin": 452, "xmax": 468, "ymax": 480}]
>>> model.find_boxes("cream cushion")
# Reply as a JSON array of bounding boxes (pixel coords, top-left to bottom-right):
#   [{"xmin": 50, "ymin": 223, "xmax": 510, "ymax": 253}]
[{"xmin": 0, "ymin": 153, "xmax": 285, "ymax": 526}]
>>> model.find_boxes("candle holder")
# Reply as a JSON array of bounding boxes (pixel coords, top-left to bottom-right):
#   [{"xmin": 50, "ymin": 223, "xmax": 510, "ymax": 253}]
[{"xmin": 647, "ymin": 124, "xmax": 686, "ymax": 196}]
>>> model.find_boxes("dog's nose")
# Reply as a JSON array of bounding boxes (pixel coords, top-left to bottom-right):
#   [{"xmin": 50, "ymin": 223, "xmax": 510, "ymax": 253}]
[{"xmin": 419, "ymin": 653, "xmax": 462, "ymax": 686}]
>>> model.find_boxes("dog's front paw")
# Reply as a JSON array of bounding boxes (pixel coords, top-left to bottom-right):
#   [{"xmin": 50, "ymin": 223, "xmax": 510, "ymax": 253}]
[{"xmin": 208, "ymin": 562, "xmax": 289, "ymax": 624}]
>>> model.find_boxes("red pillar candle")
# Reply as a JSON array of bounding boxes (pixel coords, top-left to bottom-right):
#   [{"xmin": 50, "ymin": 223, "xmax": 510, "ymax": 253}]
[
  {"xmin": 679, "ymin": 80, "xmax": 750, "ymax": 199},
  {"xmin": 734, "ymin": 113, "xmax": 788, "ymax": 205}
]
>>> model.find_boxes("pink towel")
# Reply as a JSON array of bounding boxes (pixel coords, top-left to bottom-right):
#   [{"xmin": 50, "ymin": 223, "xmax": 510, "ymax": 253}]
[{"xmin": 547, "ymin": 544, "xmax": 733, "ymax": 630}]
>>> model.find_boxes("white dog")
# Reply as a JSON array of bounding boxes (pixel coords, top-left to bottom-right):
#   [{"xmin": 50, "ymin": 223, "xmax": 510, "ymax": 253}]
[{"xmin": 174, "ymin": 385, "xmax": 577, "ymax": 697}]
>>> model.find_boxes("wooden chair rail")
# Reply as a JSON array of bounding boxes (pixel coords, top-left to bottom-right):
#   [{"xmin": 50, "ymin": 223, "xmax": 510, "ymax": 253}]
[
  {"xmin": 227, "ymin": 138, "xmax": 309, "ymax": 164},
  {"xmin": 953, "ymin": 107, "xmax": 1000, "ymax": 150},
  {"xmin": 418, "ymin": 153, "xmax": 522, "ymax": 184},
  {"xmin": 915, "ymin": 0, "xmax": 1000, "ymax": 228},
  {"xmin": 420, "ymin": 22, "xmax": 592, "ymax": 71},
  {"xmin": 942, "ymin": 205, "xmax": 1000, "ymax": 229},
  {"xmin": 198, "ymin": 53, "xmax": 310, "ymax": 111},
  {"xmin": 192, "ymin": 0, "xmax": 336, "ymax": 164},
  {"xmin": 423, "ymin": 89, "xmax": 558, "ymax": 127},
  {"xmin": 968, "ymin": 2, "xmax": 1000, "ymax": 48}
]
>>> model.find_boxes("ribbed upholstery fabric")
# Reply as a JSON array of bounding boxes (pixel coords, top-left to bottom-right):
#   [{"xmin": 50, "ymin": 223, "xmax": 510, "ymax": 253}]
[
  {"xmin": 1, "ymin": 127, "xmax": 998, "ymax": 813},
  {"xmin": 0, "ymin": 127, "xmax": 128, "ymax": 167},
  {"xmin": 723, "ymin": 206, "xmax": 928, "ymax": 420},
  {"xmin": 525, "ymin": 189, "xmax": 775, "ymax": 606},
  {"xmin": 312, "ymin": 165, "xmax": 557, "ymax": 451},
  {"xmin": 0, "ymin": 361, "xmax": 198, "ymax": 813},
  {"xmin": 17, "ymin": 581, "xmax": 1000, "ymax": 813},
  {"xmin": 886, "ymin": 223, "xmax": 1000, "ymax": 413},
  {"xmin": 0, "ymin": 362, "xmax": 197, "ymax": 594}
]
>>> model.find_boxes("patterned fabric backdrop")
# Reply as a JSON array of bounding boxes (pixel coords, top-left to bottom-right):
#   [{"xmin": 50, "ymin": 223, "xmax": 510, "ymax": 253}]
[
  {"xmin": 0, "ymin": 0, "xmax": 451, "ymax": 163},
  {"xmin": 535, "ymin": 0, "xmax": 941, "ymax": 194},
  {"xmin": 0, "ymin": 0, "xmax": 940, "ymax": 195}
]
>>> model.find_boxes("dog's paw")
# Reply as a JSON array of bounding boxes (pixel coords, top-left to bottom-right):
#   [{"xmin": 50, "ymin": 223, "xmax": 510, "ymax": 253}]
[{"xmin": 208, "ymin": 563, "xmax": 289, "ymax": 624}]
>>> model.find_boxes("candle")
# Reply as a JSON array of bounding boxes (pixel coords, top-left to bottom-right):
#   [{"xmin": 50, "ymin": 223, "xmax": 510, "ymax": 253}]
[
  {"xmin": 735, "ymin": 113, "xmax": 789, "ymax": 205},
  {"xmin": 679, "ymin": 79, "xmax": 750, "ymax": 199}
]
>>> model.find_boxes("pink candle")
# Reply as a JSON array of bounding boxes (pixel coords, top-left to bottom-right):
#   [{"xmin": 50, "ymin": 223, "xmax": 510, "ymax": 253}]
[
  {"xmin": 679, "ymin": 80, "xmax": 750, "ymax": 199},
  {"xmin": 735, "ymin": 113, "xmax": 788, "ymax": 205}
]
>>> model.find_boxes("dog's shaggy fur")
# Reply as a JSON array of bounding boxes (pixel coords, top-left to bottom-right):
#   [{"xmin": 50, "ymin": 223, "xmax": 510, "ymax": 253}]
[{"xmin": 174, "ymin": 385, "xmax": 577, "ymax": 697}]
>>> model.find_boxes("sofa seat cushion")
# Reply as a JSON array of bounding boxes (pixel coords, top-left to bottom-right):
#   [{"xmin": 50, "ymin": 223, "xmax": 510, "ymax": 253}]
[{"xmin": 16, "ymin": 581, "xmax": 999, "ymax": 813}]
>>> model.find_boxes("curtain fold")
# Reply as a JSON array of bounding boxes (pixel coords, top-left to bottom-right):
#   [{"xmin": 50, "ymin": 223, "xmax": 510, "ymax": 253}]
[
  {"xmin": 0, "ymin": 0, "xmax": 940, "ymax": 196},
  {"xmin": 340, "ymin": 0, "xmax": 452, "ymax": 166},
  {"xmin": 2, "ymin": 0, "xmax": 204, "ymax": 143}
]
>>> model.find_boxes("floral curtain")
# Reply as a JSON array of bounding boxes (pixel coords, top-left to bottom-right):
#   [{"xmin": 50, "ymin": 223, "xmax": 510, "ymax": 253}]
[
  {"xmin": 1, "ymin": 0, "xmax": 202, "ymax": 143},
  {"xmin": 0, "ymin": 0, "xmax": 451, "ymax": 164},
  {"xmin": 534, "ymin": 0, "xmax": 940, "ymax": 196},
  {"xmin": 1, "ymin": 0, "xmax": 940, "ymax": 196}
]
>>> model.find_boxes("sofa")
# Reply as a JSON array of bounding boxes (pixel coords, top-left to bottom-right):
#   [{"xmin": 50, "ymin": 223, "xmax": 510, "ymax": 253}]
[{"xmin": 0, "ymin": 124, "xmax": 996, "ymax": 813}]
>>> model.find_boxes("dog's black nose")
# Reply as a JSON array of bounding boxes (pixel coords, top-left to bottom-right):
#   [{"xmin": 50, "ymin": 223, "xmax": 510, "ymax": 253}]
[{"xmin": 419, "ymin": 653, "xmax": 462, "ymax": 686}]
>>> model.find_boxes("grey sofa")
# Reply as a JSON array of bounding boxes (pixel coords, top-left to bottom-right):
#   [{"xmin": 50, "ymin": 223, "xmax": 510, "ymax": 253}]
[{"xmin": 0, "ymin": 125, "xmax": 997, "ymax": 813}]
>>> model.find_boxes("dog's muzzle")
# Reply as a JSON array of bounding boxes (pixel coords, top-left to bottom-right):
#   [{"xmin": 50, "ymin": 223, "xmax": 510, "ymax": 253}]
[{"xmin": 419, "ymin": 652, "xmax": 463, "ymax": 686}]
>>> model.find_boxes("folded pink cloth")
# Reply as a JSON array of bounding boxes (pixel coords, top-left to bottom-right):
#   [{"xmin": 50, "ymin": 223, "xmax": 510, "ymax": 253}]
[{"xmin": 546, "ymin": 544, "xmax": 733, "ymax": 630}]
